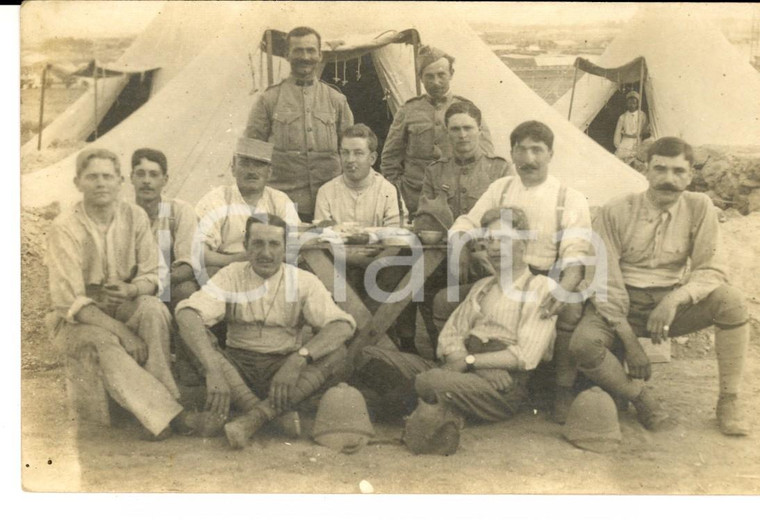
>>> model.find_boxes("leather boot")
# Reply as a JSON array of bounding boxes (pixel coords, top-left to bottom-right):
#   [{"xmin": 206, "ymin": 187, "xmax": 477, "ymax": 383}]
[
  {"xmin": 631, "ymin": 388, "xmax": 677, "ymax": 432},
  {"xmin": 552, "ymin": 385, "xmax": 576, "ymax": 425},
  {"xmin": 224, "ymin": 407, "xmax": 271, "ymax": 449},
  {"xmin": 717, "ymin": 394, "xmax": 750, "ymax": 436}
]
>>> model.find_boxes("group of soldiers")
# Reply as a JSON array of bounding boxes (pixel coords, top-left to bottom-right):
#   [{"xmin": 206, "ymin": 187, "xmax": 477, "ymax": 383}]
[{"xmin": 47, "ymin": 26, "xmax": 750, "ymax": 453}]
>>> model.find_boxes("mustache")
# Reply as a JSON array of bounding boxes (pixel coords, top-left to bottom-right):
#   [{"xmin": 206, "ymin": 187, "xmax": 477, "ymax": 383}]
[{"xmin": 655, "ymin": 183, "xmax": 682, "ymax": 192}]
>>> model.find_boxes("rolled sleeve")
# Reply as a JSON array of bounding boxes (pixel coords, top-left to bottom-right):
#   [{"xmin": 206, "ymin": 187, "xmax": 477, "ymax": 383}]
[
  {"xmin": 175, "ymin": 268, "xmax": 232, "ymax": 327},
  {"xmin": 450, "ymin": 177, "xmax": 507, "ymax": 233},
  {"xmin": 558, "ymin": 188, "xmax": 592, "ymax": 267},
  {"xmin": 171, "ymin": 200, "xmax": 198, "ymax": 268},
  {"xmin": 437, "ymin": 296, "xmax": 476, "ymax": 359},
  {"xmin": 301, "ymin": 272, "xmax": 357, "ymax": 332}
]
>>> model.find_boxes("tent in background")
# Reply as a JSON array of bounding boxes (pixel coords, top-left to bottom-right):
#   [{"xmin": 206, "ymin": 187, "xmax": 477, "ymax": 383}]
[
  {"xmin": 21, "ymin": 2, "xmax": 647, "ymax": 211},
  {"xmin": 553, "ymin": 5, "xmax": 760, "ymax": 149}
]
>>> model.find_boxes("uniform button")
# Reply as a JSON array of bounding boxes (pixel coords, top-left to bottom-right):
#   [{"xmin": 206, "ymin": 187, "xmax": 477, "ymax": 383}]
[
  {"xmin": 461, "ymin": 188, "xmax": 467, "ymax": 194},
  {"xmin": 308, "ymin": 148, "xmax": 313, "ymax": 152},
  {"xmin": 307, "ymin": 128, "xmax": 313, "ymax": 132},
  {"xmin": 306, "ymin": 108, "xmax": 311, "ymax": 112}
]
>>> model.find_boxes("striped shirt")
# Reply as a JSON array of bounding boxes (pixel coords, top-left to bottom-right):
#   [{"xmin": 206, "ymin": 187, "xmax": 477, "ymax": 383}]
[
  {"xmin": 438, "ymin": 269, "xmax": 558, "ymax": 370},
  {"xmin": 47, "ymin": 200, "xmax": 158, "ymax": 323},
  {"xmin": 450, "ymin": 175, "xmax": 591, "ymax": 271},
  {"xmin": 195, "ymin": 184, "xmax": 300, "ymax": 254}
]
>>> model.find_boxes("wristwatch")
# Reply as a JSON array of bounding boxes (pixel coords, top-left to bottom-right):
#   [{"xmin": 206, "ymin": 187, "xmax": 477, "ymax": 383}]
[
  {"xmin": 465, "ymin": 354, "xmax": 476, "ymax": 372},
  {"xmin": 297, "ymin": 347, "xmax": 314, "ymax": 364}
]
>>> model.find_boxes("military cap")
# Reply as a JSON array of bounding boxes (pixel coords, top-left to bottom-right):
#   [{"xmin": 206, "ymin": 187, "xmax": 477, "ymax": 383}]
[
  {"xmin": 235, "ymin": 137, "xmax": 274, "ymax": 163},
  {"xmin": 416, "ymin": 44, "xmax": 455, "ymax": 75},
  {"xmin": 626, "ymin": 91, "xmax": 641, "ymax": 101}
]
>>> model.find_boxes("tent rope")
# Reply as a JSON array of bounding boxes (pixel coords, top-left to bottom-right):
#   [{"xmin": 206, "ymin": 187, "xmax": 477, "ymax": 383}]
[
  {"xmin": 356, "ymin": 57, "xmax": 362, "ymax": 81},
  {"xmin": 342, "ymin": 60, "xmax": 348, "ymax": 86},
  {"xmin": 333, "ymin": 61, "xmax": 340, "ymax": 83}
]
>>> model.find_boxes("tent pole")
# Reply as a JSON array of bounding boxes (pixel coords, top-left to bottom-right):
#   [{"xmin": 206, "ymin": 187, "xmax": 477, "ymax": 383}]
[
  {"xmin": 93, "ymin": 61, "xmax": 99, "ymax": 141},
  {"xmin": 37, "ymin": 64, "xmax": 49, "ymax": 151},
  {"xmin": 637, "ymin": 59, "xmax": 645, "ymax": 147},
  {"xmin": 266, "ymin": 30, "xmax": 274, "ymax": 86},
  {"xmin": 567, "ymin": 64, "xmax": 579, "ymax": 121},
  {"xmin": 412, "ymin": 31, "xmax": 421, "ymax": 96}
]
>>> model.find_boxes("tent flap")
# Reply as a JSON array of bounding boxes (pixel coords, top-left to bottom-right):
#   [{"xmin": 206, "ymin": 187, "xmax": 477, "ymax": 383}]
[{"xmin": 574, "ymin": 56, "xmax": 646, "ymax": 85}]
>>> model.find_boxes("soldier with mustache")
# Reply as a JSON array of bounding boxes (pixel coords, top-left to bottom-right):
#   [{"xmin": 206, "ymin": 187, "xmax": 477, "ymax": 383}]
[
  {"xmin": 130, "ymin": 148, "xmax": 199, "ymax": 308},
  {"xmin": 570, "ymin": 136, "xmax": 750, "ymax": 436},
  {"xmin": 246, "ymin": 26, "xmax": 354, "ymax": 222}
]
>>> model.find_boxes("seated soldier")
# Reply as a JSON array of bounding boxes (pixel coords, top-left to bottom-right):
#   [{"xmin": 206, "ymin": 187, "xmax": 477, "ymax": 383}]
[
  {"xmin": 570, "ymin": 137, "xmax": 750, "ymax": 436},
  {"xmin": 314, "ymin": 123, "xmax": 404, "ymax": 228},
  {"xmin": 175, "ymin": 213, "xmax": 357, "ymax": 449},
  {"xmin": 130, "ymin": 148, "xmax": 199, "ymax": 308},
  {"xmin": 353, "ymin": 207, "xmax": 557, "ymax": 424},
  {"xmin": 195, "ymin": 138, "xmax": 300, "ymax": 280},
  {"xmin": 48, "ymin": 149, "xmax": 210, "ymax": 439}
]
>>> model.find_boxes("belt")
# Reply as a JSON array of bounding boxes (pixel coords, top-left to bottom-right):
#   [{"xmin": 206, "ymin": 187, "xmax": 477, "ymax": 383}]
[{"xmin": 625, "ymin": 284, "xmax": 677, "ymax": 292}]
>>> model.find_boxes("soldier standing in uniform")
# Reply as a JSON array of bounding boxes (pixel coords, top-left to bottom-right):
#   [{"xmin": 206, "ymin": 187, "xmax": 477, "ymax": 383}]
[
  {"xmin": 381, "ymin": 45, "xmax": 494, "ymax": 218},
  {"xmin": 246, "ymin": 26, "xmax": 354, "ymax": 222}
]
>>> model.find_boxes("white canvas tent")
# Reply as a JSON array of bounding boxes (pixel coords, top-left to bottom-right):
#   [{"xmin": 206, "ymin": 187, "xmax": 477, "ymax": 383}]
[
  {"xmin": 21, "ymin": 2, "xmax": 647, "ymax": 210},
  {"xmin": 554, "ymin": 5, "xmax": 760, "ymax": 149}
]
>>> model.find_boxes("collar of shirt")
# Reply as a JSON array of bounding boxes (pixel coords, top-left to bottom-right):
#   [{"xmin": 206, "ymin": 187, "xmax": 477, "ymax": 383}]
[
  {"xmin": 516, "ymin": 172, "xmax": 559, "ymax": 192},
  {"xmin": 642, "ymin": 190, "xmax": 681, "ymax": 219},
  {"xmin": 341, "ymin": 169, "xmax": 376, "ymax": 192},
  {"xmin": 425, "ymin": 90, "xmax": 452, "ymax": 107},
  {"xmin": 453, "ymin": 149, "xmax": 482, "ymax": 167},
  {"xmin": 291, "ymin": 77, "xmax": 315, "ymax": 87}
]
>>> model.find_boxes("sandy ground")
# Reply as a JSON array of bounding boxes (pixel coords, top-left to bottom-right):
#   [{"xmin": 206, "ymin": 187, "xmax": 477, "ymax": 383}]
[{"xmin": 19, "ymin": 207, "xmax": 760, "ymax": 495}]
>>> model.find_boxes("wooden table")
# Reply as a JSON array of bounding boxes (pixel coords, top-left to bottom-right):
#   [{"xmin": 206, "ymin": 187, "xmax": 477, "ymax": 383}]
[{"xmin": 297, "ymin": 242, "xmax": 447, "ymax": 365}]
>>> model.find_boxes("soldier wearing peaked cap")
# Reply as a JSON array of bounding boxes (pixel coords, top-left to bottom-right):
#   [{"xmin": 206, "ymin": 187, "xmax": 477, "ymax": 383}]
[
  {"xmin": 381, "ymin": 45, "xmax": 495, "ymax": 218},
  {"xmin": 194, "ymin": 137, "xmax": 300, "ymax": 278},
  {"xmin": 245, "ymin": 26, "xmax": 354, "ymax": 222}
]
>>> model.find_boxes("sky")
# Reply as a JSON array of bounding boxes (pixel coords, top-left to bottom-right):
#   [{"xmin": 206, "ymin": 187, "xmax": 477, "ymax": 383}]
[{"xmin": 21, "ymin": 1, "xmax": 758, "ymax": 43}]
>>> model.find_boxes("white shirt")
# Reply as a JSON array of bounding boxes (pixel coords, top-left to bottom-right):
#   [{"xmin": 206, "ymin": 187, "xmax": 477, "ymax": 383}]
[
  {"xmin": 195, "ymin": 184, "xmax": 300, "ymax": 254},
  {"xmin": 450, "ymin": 175, "xmax": 592, "ymax": 271},
  {"xmin": 314, "ymin": 169, "xmax": 403, "ymax": 227},
  {"xmin": 176, "ymin": 263, "xmax": 356, "ymax": 354}
]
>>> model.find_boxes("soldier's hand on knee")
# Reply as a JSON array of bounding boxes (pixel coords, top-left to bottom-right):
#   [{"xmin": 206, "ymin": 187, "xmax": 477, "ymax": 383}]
[
  {"xmin": 270, "ymin": 356, "xmax": 304, "ymax": 412},
  {"xmin": 204, "ymin": 369, "xmax": 231, "ymax": 417},
  {"xmin": 647, "ymin": 297, "xmax": 679, "ymax": 344},
  {"xmin": 625, "ymin": 343, "xmax": 651, "ymax": 381},
  {"xmin": 477, "ymin": 369, "xmax": 513, "ymax": 391},
  {"xmin": 119, "ymin": 329, "xmax": 148, "ymax": 366}
]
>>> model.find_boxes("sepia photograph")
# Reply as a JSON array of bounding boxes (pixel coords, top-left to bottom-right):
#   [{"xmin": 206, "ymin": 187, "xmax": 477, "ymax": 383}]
[{"xmin": 16, "ymin": 0, "xmax": 760, "ymax": 502}]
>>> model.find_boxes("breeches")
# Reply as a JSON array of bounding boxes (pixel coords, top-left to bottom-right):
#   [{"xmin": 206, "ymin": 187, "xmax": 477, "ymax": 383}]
[{"xmin": 570, "ymin": 284, "xmax": 748, "ymax": 367}]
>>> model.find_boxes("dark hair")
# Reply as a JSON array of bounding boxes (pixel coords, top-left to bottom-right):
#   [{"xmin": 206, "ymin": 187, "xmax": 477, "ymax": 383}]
[
  {"xmin": 287, "ymin": 26, "xmax": 321, "ymax": 51},
  {"xmin": 510, "ymin": 120, "xmax": 554, "ymax": 151},
  {"xmin": 76, "ymin": 148, "xmax": 120, "ymax": 177},
  {"xmin": 244, "ymin": 213, "xmax": 289, "ymax": 246},
  {"xmin": 445, "ymin": 101, "xmax": 482, "ymax": 127},
  {"xmin": 341, "ymin": 123, "xmax": 378, "ymax": 153},
  {"xmin": 646, "ymin": 137, "xmax": 694, "ymax": 166},
  {"xmin": 480, "ymin": 206, "xmax": 530, "ymax": 232},
  {"xmin": 131, "ymin": 148, "xmax": 167, "ymax": 175}
]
